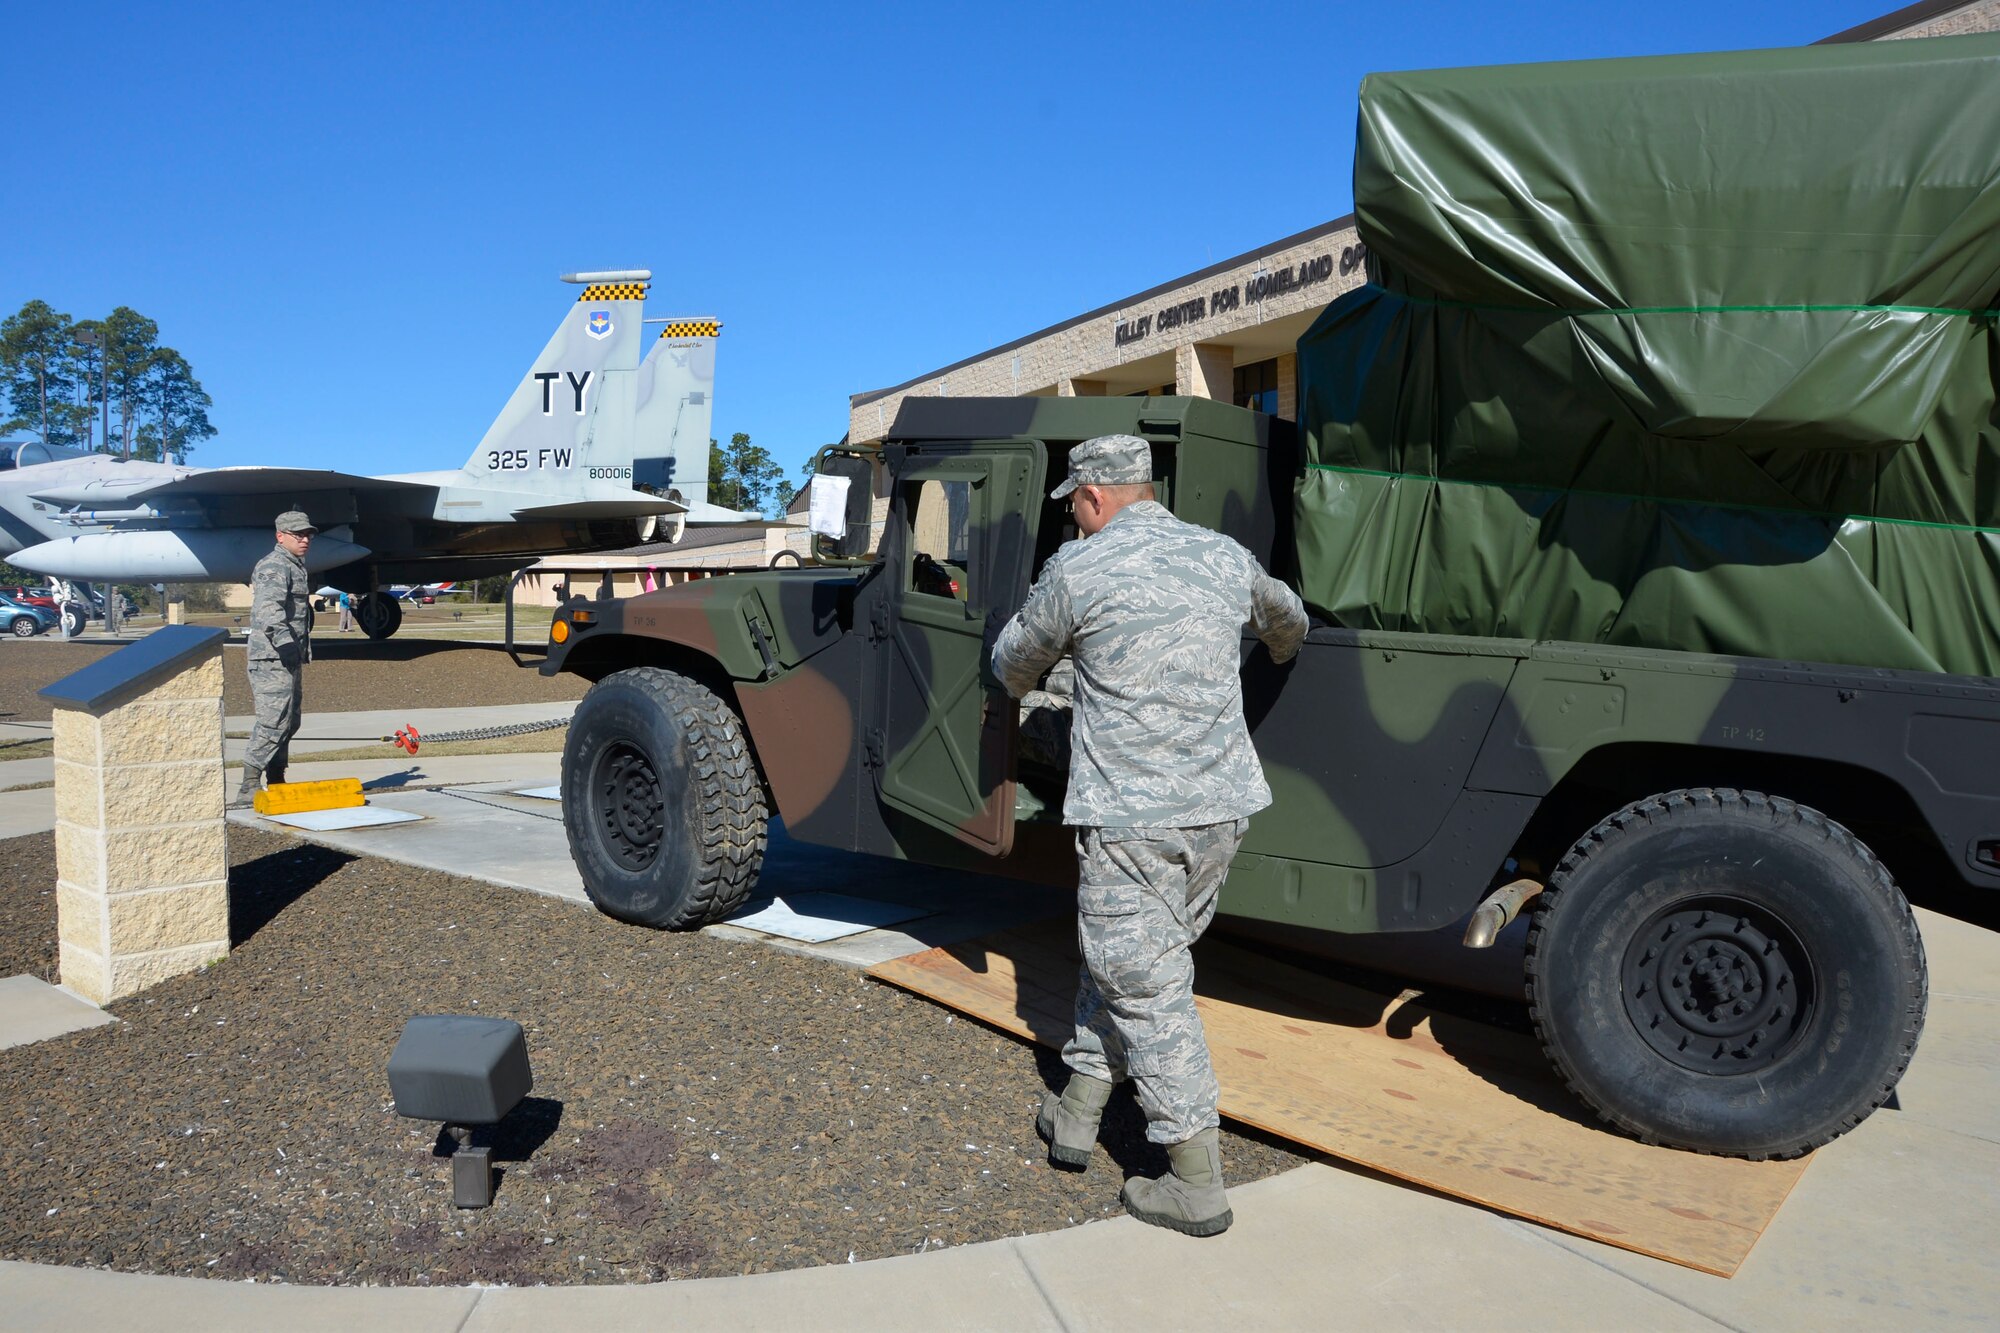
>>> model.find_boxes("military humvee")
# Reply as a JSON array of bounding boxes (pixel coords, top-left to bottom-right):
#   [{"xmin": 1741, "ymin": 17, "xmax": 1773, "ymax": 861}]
[{"xmin": 539, "ymin": 394, "xmax": 1967, "ymax": 1161}]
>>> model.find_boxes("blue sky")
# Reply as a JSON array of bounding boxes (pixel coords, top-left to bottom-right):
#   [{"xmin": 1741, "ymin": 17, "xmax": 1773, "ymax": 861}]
[{"xmin": 0, "ymin": 1, "xmax": 1893, "ymax": 486}]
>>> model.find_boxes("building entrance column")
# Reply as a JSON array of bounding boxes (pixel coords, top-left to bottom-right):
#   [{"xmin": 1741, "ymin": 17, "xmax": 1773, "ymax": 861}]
[{"xmin": 1176, "ymin": 343, "xmax": 1233, "ymax": 401}]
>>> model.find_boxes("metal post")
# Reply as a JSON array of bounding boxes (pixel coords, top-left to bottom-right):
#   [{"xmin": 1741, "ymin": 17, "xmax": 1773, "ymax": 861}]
[
  {"xmin": 504, "ymin": 567, "xmax": 533, "ymax": 668},
  {"xmin": 446, "ymin": 1125, "xmax": 495, "ymax": 1208}
]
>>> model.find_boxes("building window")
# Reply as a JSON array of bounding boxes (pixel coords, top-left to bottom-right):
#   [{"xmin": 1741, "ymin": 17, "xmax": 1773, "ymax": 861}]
[{"xmin": 1234, "ymin": 359, "xmax": 1278, "ymax": 415}]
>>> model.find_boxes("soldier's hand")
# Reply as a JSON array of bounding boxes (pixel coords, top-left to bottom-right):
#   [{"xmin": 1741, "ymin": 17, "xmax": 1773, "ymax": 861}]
[{"xmin": 277, "ymin": 641, "xmax": 301, "ymax": 670}]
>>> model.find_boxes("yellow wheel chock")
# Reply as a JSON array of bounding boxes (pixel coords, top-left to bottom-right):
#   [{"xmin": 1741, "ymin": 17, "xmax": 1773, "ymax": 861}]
[{"xmin": 253, "ymin": 778, "xmax": 365, "ymax": 817}]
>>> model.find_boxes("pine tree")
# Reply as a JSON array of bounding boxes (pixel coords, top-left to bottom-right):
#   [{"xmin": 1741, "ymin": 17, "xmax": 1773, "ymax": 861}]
[
  {"xmin": 1, "ymin": 300, "xmax": 211, "ymax": 461},
  {"xmin": 103, "ymin": 307, "xmax": 161, "ymax": 459},
  {"xmin": 132, "ymin": 349, "xmax": 215, "ymax": 462},
  {"xmin": 0, "ymin": 300, "xmax": 82, "ymax": 446},
  {"xmin": 706, "ymin": 431, "xmax": 791, "ymax": 517}
]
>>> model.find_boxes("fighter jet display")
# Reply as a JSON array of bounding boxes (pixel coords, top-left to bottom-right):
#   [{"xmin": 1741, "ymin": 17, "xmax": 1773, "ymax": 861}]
[{"xmin": 0, "ymin": 270, "xmax": 739, "ymax": 638}]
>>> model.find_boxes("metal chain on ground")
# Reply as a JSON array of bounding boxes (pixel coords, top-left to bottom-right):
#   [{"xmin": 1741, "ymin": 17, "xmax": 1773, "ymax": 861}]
[
  {"xmin": 286, "ymin": 717, "xmax": 572, "ymax": 747},
  {"xmin": 427, "ymin": 786, "xmax": 566, "ymax": 822},
  {"xmin": 408, "ymin": 717, "xmax": 570, "ymax": 745}
]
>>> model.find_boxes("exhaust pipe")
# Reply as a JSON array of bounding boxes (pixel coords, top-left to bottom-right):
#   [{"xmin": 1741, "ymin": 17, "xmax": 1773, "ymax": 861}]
[{"xmin": 1462, "ymin": 877, "xmax": 1543, "ymax": 949}]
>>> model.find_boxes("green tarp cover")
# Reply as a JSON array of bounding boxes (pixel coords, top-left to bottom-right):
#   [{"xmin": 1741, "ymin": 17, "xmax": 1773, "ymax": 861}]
[{"xmin": 1296, "ymin": 34, "xmax": 2000, "ymax": 675}]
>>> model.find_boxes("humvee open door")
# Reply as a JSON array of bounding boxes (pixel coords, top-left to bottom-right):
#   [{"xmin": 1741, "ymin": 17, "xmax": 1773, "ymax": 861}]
[{"xmin": 867, "ymin": 437, "xmax": 1045, "ymax": 855}]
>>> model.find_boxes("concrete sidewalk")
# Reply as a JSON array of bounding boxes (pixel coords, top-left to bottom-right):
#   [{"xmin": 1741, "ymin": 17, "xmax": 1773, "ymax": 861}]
[
  {"xmin": 0, "ymin": 703, "xmax": 576, "ymax": 838},
  {"xmin": 0, "ymin": 703, "xmax": 574, "ymax": 795},
  {"xmin": 226, "ymin": 765, "xmax": 1073, "ymax": 967}
]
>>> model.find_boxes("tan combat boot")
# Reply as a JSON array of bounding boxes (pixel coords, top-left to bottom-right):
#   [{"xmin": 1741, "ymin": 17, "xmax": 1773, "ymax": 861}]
[
  {"xmin": 1121, "ymin": 1127, "xmax": 1233, "ymax": 1236},
  {"xmin": 1035, "ymin": 1071, "xmax": 1113, "ymax": 1170}
]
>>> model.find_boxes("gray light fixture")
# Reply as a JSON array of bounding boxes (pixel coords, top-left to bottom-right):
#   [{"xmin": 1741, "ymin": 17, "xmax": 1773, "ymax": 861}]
[{"xmin": 388, "ymin": 1014, "xmax": 533, "ymax": 1208}]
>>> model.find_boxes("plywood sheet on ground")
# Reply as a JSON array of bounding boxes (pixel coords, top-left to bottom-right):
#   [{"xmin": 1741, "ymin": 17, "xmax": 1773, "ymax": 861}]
[{"xmin": 867, "ymin": 917, "xmax": 1807, "ymax": 1277}]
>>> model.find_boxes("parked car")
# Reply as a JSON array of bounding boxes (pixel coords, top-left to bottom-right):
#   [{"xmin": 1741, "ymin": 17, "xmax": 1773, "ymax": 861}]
[
  {"xmin": 0, "ymin": 593, "xmax": 59, "ymax": 637},
  {"xmin": 6, "ymin": 586, "xmax": 57, "ymax": 612}
]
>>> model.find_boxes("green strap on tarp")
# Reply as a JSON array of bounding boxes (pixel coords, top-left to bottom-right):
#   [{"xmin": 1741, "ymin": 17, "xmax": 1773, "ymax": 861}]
[
  {"xmin": 1378, "ymin": 286, "xmax": 2000, "ymax": 320},
  {"xmin": 1304, "ymin": 463, "xmax": 2000, "ymax": 538}
]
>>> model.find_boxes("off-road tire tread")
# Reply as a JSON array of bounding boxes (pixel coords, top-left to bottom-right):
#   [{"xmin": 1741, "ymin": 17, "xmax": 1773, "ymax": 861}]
[
  {"xmin": 574, "ymin": 666, "xmax": 768, "ymax": 930},
  {"xmin": 1523, "ymin": 786, "xmax": 1927, "ymax": 1160}
]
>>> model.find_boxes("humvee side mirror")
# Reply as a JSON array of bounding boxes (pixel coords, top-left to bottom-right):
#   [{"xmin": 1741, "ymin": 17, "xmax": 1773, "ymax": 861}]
[{"xmin": 809, "ymin": 450, "xmax": 877, "ymax": 563}]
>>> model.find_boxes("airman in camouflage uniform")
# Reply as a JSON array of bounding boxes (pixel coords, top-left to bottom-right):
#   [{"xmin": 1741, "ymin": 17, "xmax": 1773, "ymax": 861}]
[
  {"xmin": 992, "ymin": 434, "xmax": 1309, "ymax": 1237},
  {"xmin": 236, "ymin": 510, "xmax": 317, "ymax": 807}
]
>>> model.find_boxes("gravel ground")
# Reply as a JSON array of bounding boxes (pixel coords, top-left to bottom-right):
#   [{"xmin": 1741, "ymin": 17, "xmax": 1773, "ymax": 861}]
[
  {"xmin": 0, "ymin": 826, "xmax": 1312, "ymax": 1286},
  {"xmin": 0, "ymin": 833, "xmax": 57, "ymax": 983},
  {"xmin": 0, "ymin": 636, "xmax": 586, "ymax": 723}
]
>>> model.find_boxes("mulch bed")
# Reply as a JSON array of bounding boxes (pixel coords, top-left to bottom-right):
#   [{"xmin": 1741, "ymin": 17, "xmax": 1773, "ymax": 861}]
[
  {"xmin": 0, "ymin": 826, "xmax": 1312, "ymax": 1285},
  {"xmin": 0, "ymin": 637, "xmax": 586, "ymax": 723},
  {"xmin": 0, "ymin": 833, "xmax": 57, "ymax": 983}
]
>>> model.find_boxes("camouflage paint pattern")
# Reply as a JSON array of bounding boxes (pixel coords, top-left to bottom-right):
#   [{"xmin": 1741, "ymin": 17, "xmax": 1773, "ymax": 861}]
[
  {"xmin": 544, "ymin": 395, "xmax": 2000, "ymax": 946},
  {"xmin": 1064, "ymin": 819, "xmax": 1248, "ymax": 1145}
]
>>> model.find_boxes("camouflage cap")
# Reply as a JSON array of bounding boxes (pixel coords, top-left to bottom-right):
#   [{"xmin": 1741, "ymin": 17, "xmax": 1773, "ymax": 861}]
[
  {"xmin": 274, "ymin": 510, "xmax": 318, "ymax": 534},
  {"xmin": 1050, "ymin": 434, "xmax": 1153, "ymax": 499}
]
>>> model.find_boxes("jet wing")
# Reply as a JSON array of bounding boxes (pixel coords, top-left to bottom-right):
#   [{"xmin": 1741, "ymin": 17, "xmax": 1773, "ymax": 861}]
[
  {"xmin": 109, "ymin": 467, "xmax": 435, "ymax": 503},
  {"xmin": 508, "ymin": 494, "xmax": 690, "ymax": 521}
]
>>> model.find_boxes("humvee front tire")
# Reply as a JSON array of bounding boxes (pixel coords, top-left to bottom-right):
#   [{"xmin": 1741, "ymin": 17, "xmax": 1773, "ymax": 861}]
[
  {"xmin": 563, "ymin": 666, "xmax": 767, "ymax": 929},
  {"xmin": 1525, "ymin": 788, "xmax": 1926, "ymax": 1159}
]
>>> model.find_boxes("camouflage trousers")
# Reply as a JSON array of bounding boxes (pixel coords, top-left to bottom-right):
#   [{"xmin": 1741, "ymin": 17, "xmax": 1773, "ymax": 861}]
[
  {"xmin": 1063, "ymin": 818, "xmax": 1249, "ymax": 1145},
  {"xmin": 243, "ymin": 660, "xmax": 302, "ymax": 778}
]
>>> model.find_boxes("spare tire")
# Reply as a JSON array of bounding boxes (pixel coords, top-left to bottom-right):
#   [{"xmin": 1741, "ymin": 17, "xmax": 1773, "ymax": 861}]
[{"xmin": 1525, "ymin": 787, "xmax": 1926, "ymax": 1159}]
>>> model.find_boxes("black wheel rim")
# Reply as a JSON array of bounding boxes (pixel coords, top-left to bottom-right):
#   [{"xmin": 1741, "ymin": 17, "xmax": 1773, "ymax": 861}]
[
  {"xmin": 593, "ymin": 740, "xmax": 665, "ymax": 871},
  {"xmin": 1620, "ymin": 896, "xmax": 1815, "ymax": 1075}
]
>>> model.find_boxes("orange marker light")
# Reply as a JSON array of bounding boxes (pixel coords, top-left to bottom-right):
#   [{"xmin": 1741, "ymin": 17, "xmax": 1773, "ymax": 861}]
[{"xmin": 551, "ymin": 619, "xmax": 571, "ymax": 644}]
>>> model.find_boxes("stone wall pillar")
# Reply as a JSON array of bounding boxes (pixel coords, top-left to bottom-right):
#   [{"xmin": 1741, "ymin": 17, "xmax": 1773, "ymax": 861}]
[
  {"xmin": 46, "ymin": 628, "xmax": 228, "ymax": 1004},
  {"xmin": 1176, "ymin": 342, "xmax": 1234, "ymax": 401},
  {"xmin": 1056, "ymin": 377, "xmax": 1108, "ymax": 397},
  {"xmin": 1276, "ymin": 352, "xmax": 1299, "ymax": 421}
]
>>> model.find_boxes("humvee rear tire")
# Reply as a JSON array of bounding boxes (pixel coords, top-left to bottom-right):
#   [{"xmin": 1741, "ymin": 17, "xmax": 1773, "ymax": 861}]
[
  {"xmin": 1525, "ymin": 788, "xmax": 1926, "ymax": 1159},
  {"xmin": 562, "ymin": 666, "xmax": 767, "ymax": 930}
]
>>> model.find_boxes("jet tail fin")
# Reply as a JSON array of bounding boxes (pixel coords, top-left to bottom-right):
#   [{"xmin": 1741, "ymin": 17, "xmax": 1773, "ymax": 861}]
[
  {"xmin": 461, "ymin": 271, "xmax": 651, "ymax": 483},
  {"xmin": 631, "ymin": 318, "xmax": 719, "ymax": 508}
]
